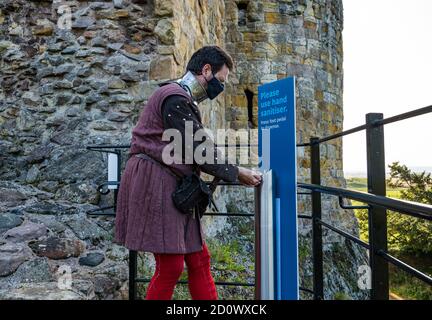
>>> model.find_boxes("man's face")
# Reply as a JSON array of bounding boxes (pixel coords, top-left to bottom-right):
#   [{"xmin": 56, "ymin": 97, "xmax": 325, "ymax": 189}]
[{"xmin": 200, "ymin": 63, "xmax": 229, "ymax": 88}]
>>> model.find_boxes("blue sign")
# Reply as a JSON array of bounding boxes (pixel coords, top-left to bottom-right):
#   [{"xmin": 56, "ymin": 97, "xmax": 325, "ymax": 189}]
[{"xmin": 258, "ymin": 77, "xmax": 299, "ymax": 300}]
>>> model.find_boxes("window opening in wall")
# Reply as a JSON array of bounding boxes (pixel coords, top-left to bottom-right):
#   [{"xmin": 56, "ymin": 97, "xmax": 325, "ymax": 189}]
[
  {"xmin": 245, "ymin": 88, "xmax": 255, "ymax": 128},
  {"xmin": 237, "ymin": 2, "xmax": 248, "ymax": 26}
]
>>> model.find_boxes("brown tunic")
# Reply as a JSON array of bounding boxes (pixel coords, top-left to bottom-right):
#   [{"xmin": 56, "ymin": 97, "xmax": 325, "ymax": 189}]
[{"xmin": 114, "ymin": 83, "xmax": 239, "ymax": 254}]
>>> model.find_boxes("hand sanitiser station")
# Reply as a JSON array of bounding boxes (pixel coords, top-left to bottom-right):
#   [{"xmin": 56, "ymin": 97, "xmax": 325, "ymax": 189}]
[{"xmin": 258, "ymin": 77, "xmax": 299, "ymax": 300}]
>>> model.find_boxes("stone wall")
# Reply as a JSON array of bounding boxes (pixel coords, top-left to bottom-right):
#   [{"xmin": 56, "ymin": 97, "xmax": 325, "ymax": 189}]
[
  {"xmin": 0, "ymin": 0, "xmax": 368, "ymax": 300},
  {"xmin": 0, "ymin": 0, "xmax": 163, "ymax": 300},
  {"xmin": 220, "ymin": 0, "xmax": 368, "ymax": 299}
]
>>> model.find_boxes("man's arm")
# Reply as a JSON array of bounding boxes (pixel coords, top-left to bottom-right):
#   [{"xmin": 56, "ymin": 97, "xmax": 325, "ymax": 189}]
[{"xmin": 161, "ymin": 95, "xmax": 239, "ymax": 183}]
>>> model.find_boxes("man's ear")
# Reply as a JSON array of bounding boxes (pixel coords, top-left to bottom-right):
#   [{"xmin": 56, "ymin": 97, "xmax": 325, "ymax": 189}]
[{"xmin": 202, "ymin": 63, "xmax": 212, "ymax": 76}]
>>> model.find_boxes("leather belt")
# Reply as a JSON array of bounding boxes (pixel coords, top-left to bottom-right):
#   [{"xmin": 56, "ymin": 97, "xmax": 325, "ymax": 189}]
[
  {"xmin": 134, "ymin": 153, "xmax": 182, "ymax": 180},
  {"xmin": 134, "ymin": 152, "xmax": 221, "ymax": 197}
]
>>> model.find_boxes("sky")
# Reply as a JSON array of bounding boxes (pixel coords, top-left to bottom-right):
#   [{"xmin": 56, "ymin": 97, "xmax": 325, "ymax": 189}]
[{"xmin": 342, "ymin": 0, "xmax": 432, "ymax": 174}]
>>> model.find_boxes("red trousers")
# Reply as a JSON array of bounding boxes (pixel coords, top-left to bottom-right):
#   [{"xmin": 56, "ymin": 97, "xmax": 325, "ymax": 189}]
[{"xmin": 145, "ymin": 242, "xmax": 218, "ymax": 300}]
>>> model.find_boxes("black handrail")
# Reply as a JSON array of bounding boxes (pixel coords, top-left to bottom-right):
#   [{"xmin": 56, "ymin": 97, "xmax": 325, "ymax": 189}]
[
  {"xmin": 297, "ymin": 105, "xmax": 432, "ymax": 300},
  {"xmin": 87, "ymin": 144, "xmax": 258, "ymax": 150},
  {"xmin": 298, "ymin": 183, "xmax": 432, "ymax": 221}
]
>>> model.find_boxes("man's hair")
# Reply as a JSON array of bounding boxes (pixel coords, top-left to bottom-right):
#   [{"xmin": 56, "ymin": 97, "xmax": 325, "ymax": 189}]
[{"xmin": 186, "ymin": 46, "xmax": 234, "ymax": 75}]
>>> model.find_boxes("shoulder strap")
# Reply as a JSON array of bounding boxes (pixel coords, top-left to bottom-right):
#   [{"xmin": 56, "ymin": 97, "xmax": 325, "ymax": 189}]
[{"xmin": 209, "ymin": 177, "xmax": 221, "ymax": 193}]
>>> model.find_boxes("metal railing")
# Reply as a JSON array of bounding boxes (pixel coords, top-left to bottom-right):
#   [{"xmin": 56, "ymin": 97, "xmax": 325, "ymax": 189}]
[{"xmin": 297, "ymin": 105, "xmax": 432, "ymax": 300}]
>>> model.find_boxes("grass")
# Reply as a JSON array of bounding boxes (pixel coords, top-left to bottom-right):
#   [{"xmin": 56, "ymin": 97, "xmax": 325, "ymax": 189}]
[
  {"xmin": 346, "ymin": 177, "xmax": 368, "ymax": 190},
  {"xmin": 334, "ymin": 292, "xmax": 352, "ymax": 300},
  {"xmin": 346, "ymin": 177, "xmax": 432, "ymax": 300},
  {"xmin": 346, "ymin": 177, "xmax": 405, "ymax": 197},
  {"xmin": 389, "ymin": 256, "xmax": 432, "ymax": 300},
  {"xmin": 207, "ymin": 239, "xmax": 247, "ymax": 273}
]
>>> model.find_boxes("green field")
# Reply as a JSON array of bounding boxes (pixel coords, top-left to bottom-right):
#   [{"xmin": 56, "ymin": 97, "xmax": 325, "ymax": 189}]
[
  {"xmin": 346, "ymin": 177, "xmax": 405, "ymax": 196},
  {"xmin": 346, "ymin": 177, "xmax": 432, "ymax": 300}
]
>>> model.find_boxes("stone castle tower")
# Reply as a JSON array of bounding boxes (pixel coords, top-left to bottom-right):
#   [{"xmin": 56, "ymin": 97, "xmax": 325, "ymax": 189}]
[{"xmin": 0, "ymin": 0, "xmax": 368, "ymax": 299}]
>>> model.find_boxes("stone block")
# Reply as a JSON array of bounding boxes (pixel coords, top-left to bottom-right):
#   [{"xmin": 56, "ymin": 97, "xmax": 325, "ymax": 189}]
[{"xmin": 149, "ymin": 55, "xmax": 176, "ymax": 81}]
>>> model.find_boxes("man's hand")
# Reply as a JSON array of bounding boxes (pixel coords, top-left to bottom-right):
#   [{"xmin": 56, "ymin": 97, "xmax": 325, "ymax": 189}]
[{"xmin": 238, "ymin": 167, "xmax": 263, "ymax": 187}]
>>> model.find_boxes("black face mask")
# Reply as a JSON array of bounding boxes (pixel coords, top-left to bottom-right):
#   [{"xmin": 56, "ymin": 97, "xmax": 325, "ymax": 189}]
[{"xmin": 205, "ymin": 72, "xmax": 224, "ymax": 100}]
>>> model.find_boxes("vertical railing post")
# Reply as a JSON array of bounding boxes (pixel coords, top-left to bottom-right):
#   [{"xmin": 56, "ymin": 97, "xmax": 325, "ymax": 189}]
[
  {"xmin": 113, "ymin": 149, "xmax": 121, "ymax": 212},
  {"xmin": 311, "ymin": 137, "xmax": 324, "ymax": 300},
  {"xmin": 366, "ymin": 113, "xmax": 389, "ymax": 300},
  {"xmin": 129, "ymin": 250, "xmax": 138, "ymax": 300},
  {"xmin": 254, "ymin": 183, "xmax": 262, "ymax": 300}
]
